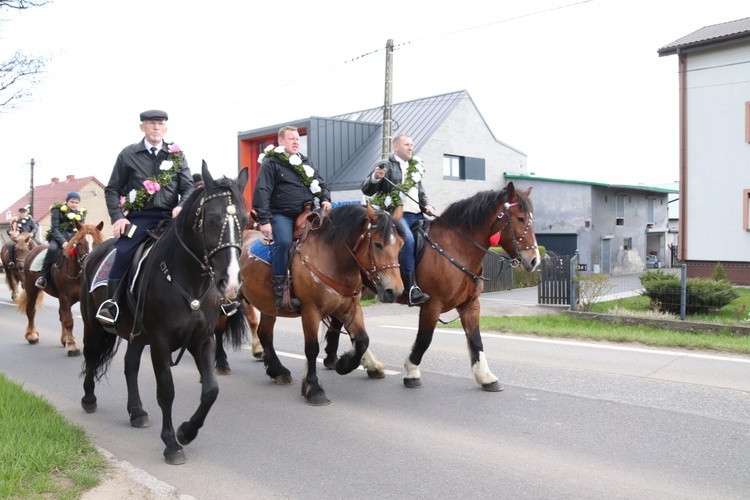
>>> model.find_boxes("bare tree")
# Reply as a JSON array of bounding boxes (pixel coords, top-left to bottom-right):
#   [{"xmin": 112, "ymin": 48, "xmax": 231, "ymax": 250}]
[{"xmin": 0, "ymin": 0, "xmax": 50, "ymax": 110}]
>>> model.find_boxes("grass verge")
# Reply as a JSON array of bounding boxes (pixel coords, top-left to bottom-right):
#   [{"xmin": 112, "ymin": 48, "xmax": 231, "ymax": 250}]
[{"xmin": 0, "ymin": 372, "xmax": 106, "ymax": 499}]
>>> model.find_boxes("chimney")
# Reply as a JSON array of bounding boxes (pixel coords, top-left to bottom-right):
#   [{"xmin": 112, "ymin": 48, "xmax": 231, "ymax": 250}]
[
  {"xmin": 51, "ymin": 177, "xmax": 59, "ymax": 185},
  {"xmin": 66, "ymin": 175, "xmax": 75, "ymax": 182}
]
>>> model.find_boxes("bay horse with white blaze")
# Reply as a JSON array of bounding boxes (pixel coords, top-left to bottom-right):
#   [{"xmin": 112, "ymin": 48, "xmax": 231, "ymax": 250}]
[
  {"xmin": 16, "ymin": 221, "xmax": 104, "ymax": 356},
  {"xmin": 237, "ymin": 203, "xmax": 404, "ymax": 405},
  {"xmin": 79, "ymin": 162, "xmax": 249, "ymax": 465},
  {"xmin": 1, "ymin": 231, "xmax": 36, "ymax": 301},
  {"xmin": 324, "ymin": 181, "xmax": 540, "ymax": 391}
]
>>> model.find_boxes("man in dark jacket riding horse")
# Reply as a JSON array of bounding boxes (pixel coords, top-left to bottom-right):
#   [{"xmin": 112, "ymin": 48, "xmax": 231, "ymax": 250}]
[{"xmin": 6, "ymin": 207, "xmax": 38, "ymax": 269}]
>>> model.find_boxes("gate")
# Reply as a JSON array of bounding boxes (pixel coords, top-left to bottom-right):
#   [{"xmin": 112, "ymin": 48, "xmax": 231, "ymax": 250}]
[
  {"xmin": 538, "ymin": 254, "xmax": 576, "ymax": 305},
  {"xmin": 481, "ymin": 252, "xmax": 514, "ymax": 292}
]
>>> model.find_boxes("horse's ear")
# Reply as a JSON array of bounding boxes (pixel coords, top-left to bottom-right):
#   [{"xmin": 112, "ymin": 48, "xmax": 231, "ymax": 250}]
[
  {"xmin": 75, "ymin": 220, "xmax": 83, "ymax": 230},
  {"xmin": 96, "ymin": 221, "xmax": 104, "ymax": 231},
  {"xmin": 237, "ymin": 167, "xmax": 249, "ymax": 192},
  {"xmin": 506, "ymin": 182, "xmax": 516, "ymax": 201},
  {"xmin": 201, "ymin": 160, "xmax": 214, "ymax": 189},
  {"xmin": 366, "ymin": 202, "xmax": 376, "ymax": 222},
  {"xmin": 523, "ymin": 187, "xmax": 532, "ymax": 197}
]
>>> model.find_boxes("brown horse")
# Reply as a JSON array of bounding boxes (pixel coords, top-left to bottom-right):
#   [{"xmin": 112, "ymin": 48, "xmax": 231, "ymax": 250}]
[
  {"xmin": 16, "ymin": 221, "xmax": 104, "ymax": 356},
  {"xmin": 324, "ymin": 182, "xmax": 540, "ymax": 391},
  {"xmin": 1, "ymin": 232, "xmax": 36, "ymax": 301},
  {"xmin": 238, "ymin": 203, "xmax": 405, "ymax": 405}
]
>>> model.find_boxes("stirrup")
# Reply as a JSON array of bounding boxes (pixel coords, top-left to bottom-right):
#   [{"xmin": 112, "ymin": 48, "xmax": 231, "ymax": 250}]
[
  {"xmin": 35, "ymin": 276, "xmax": 47, "ymax": 289},
  {"xmin": 408, "ymin": 286, "xmax": 430, "ymax": 307},
  {"xmin": 7, "ymin": 261, "xmax": 14, "ymax": 269},
  {"xmin": 221, "ymin": 301, "xmax": 240, "ymax": 317},
  {"xmin": 96, "ymin": 299, "xmax": 119, "ymax": 325}
]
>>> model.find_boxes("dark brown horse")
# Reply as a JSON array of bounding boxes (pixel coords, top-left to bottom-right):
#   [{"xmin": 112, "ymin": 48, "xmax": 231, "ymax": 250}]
[
  {"xmin": 237, "ymin": 203, "xmax": 405, "ymax": 405},
  {"xmin": 324, "ymin": 182, "xmax": 540, "ymax": 391},
  {"xmin": 1, "ymin": 231, "xmax": 36, "ymax": 301},
  {"xmin": 80, "ymin": 163, "xmax": 249, "ymax": 465},
  {"xmin": 16, "ymin": 221, "xmax": 104, "ymax": 356}
]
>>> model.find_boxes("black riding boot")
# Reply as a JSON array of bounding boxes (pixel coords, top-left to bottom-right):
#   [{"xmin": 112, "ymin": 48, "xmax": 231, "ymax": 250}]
[
  {"xmin": 95, "ymin": 279, "xmax": 121, "ymax": 332},
  {"xmin": 404, "ymin": 272, "xmax": 430, "ymax": 306},
  {"xmin": 7, "ymin": 243, "xmax": 15, "ymax": 269},
  {"xmin": 35, "ymin": 251, "xmax": 54, "ymax": 289},
  {"xmin": 273, "ymin": 275, "xmax": 300, "ymax": 312}
]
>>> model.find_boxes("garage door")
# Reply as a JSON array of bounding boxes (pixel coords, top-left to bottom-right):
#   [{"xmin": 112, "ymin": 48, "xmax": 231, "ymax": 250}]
[{"xmin": 536, "ymin": 234, "xmax": 578, "ymax": 256}]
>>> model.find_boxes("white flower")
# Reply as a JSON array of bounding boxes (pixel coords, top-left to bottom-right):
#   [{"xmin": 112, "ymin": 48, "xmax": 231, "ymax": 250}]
[
  {"xmin": 289, "ymin": 155, "xmax": 302, "ymax": 166},
  {"xmin": 302, "ymin": 164, "xmax": 314, "ymax": 177},
  {"xmin": 309, "ymin": 179, "xmax": 321, "ymax": 194},
  {"xmin": 257, "ymin": 153, "xmax": 265, "ymax": 164},
  {"xmin": 415, "ymin": 163, "xmax": 425, "ymax": 174},
  {"xmin": 274, "ymin": 146, "xmax": 285, "ymax": 154},
  {"xmin": 384, "ymin": 195, "xmax": 392, "ymax": 207},
  {"xmin": 412, "ymin": 171, "xmax": 422, "ymax": 183},
  {"xmin": 160, "ymin": 160, "xmax": 173, "ymax": 171},
  {"xmin": 129, "ymin": 189, "xmax": 137, "ymax": 203},
  {"xmin": 264, "ymin": 144, "xmax": 275, "ymax": 153},
  {"xmin": 67, "ymin": 212, "xmax": 76, "ymax": 220},
  {"xmin": 412, "ymin": 156, "xmax": 422, "ymax": 163}
]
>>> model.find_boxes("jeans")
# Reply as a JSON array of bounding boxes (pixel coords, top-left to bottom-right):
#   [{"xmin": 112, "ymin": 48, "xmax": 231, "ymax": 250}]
[
  {"xmin": 270, "ymin": 214, "xmax": 295, "ymax": 276},
  {"xmin": 398, "ymin": 211, "xmax": 425, "ymax": 275}
]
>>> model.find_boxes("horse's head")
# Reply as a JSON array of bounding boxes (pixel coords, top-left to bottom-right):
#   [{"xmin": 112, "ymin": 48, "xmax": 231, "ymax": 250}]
[
  {"xmin": 181, "ymin": 161, "xmax": 249, "ymax": 300},
  {"xmin": 320, "ymin": 203, "xmax": 405, "ymax": 303},
  {"xmin": 12, "ymin": 232, "xmax": 36, "ymax": 270},
  {"xmin": 68, "ymin": 221, "xmax": 105, "ymax": 268},
  {"xmin": 494, "ymin": 182, "xmax": 540, "ymax": 272}
]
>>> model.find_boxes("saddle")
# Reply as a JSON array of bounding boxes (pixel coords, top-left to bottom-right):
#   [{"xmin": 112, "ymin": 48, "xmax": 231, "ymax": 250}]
[{"xmin": 412, "ymin": 219, "xmax": 431, "ymax": 268}]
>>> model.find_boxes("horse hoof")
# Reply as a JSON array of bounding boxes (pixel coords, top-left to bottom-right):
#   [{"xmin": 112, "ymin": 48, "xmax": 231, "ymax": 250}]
[
  {"xmin": 403, "ymin": 377, "xmax": 423, "ymax": 389},
  {"xmin": 27, "ymin": 338, "xmax": 39, "ymax": 345},
  {"xmin": 323, "ymin": 357, "xmax": 337, "ymax": 370},
  {"xmin": 130, "ymin": 415, "xmax": 150, "ymax": 428},
  {"xmin": 67, "ymin": 349, "xmax": 81, "ymax": 357},
  {"xmin": 164, "ymin": 448, "xmax": 187, "ymax": 465},
  {"xmin": 274, "ymin": 375, "xmax": 294, "ymax": 385},
  {"xmin": 252, "ymin": 351, "xmax": 264, "ymax": 360},
  {"xmin": 177, "ymin": 422, "xmax": 195, "ymax": 446},
  {"xmin": 215, "ymin": 367, "xmax": 232, "ymax": 376},
  {"xmin": 81, "ymin": 399, "xmax": 97, "ymax": 413},
  {"xmin": 306, "ymin": 394, "xmax": 331, "ymax": 406},
  {"xmin": 367, "ymin": 369, "xmax": 386, "ymax": 379},
  {"xmin": 482, "ymin": 381, "xmax": 505, "ymax": 392}
]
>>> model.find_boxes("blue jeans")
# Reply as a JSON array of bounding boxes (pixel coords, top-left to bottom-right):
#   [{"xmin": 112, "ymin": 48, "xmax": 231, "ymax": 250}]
[
  {"xmin": 398, "ymin": 211, "xmax": 425, "ymax": 275},
  {"xmin": 270, "ymin": 214, "xmax": 295, "ymax": 276}
]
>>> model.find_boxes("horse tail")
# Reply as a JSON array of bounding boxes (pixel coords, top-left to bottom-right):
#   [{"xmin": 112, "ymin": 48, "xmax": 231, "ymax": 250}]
[
  {"xmin": 15, "ymin": 289, "xmax": 42, "ymax": 310},
  {"xmin": 223, "ymin": 301, "xmax": 249, "ymax": 351},
  {"xmin": 82, "ymin": 332, "xmax": 120, "ymax": 382}
]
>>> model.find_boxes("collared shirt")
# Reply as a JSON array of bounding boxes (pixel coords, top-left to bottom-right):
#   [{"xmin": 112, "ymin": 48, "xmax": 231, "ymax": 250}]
[{"xmin": 144, "ymin": 139, "xmax": 164, "ymax": 154}]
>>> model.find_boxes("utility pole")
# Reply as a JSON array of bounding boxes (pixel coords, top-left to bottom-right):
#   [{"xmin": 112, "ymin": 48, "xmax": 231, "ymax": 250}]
[
  {"xmin": 29, "ymin": 158, "xmax": 35, "ymax": 217},
  {"xmin": 381, "ymin": 39, "xmax": 394, "ymax": 159}
]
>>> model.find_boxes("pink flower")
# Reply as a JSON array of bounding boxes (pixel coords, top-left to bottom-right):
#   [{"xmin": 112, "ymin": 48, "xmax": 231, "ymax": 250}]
[
  {"xmin": 168, "ymin": 143, "xmax": 181, "ymax": 154},
  {"xmin": 119, "ymin": 196, "xmax": 126, "ymax": 206},
  {"xmin": 143, "ymin": 180, "xmax": 161, "ymax": 195}
]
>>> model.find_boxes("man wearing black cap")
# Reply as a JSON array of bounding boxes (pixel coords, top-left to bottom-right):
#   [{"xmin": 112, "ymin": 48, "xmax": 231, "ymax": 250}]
[
  {"xmin": 96, "ymin": 109, "xmax": 194, "ymax": 328},
  {"xmin": 35, "ymin": 192, "xmax": 86, "ymax": 288},
  {"xmin": 6, "ymin": 207, "xmax": 38, "ymax": 269}
]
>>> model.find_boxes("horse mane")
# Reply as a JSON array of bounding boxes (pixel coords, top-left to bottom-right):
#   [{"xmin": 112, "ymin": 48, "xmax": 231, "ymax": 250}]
[
  {"xmin": 173, "ymin": 176, "xmax": 247, "ymax": 233},
  {"xmin": 440, "ymin": 188, "xmax": 533, "ymax": 233},
  {"xmin": 317, "ymin": 204, "xmax": 405, "ymax": 247}
]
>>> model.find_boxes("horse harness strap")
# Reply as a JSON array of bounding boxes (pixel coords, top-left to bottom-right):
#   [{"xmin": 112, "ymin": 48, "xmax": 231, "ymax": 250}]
[
  {"xmin": 295, "ymin": 249, "xmax": 360, "ymax": 298},
  {"xmin": 416, "ymin": 225, "xmax": 486, "ymax": 288}
]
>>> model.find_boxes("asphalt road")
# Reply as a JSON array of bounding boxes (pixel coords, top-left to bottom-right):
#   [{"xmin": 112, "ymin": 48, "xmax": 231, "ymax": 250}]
[{"xmin": 1, "ymin": 278, "xmax": 749, "ymax": 499}]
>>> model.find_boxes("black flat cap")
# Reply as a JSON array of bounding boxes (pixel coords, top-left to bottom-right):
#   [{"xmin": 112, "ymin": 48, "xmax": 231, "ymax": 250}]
[
  {"xmin": 140, "ymin": 109, "xmax": 168, "ymax": 121},
  {"xmin": 18, "ymin": 207, "xmax": 27, "ymax": 212}
]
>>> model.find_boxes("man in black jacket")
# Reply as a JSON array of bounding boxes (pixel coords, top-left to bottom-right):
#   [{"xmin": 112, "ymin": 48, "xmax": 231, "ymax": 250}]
[
  {"xmin": 6, "ymin": 207, "xmax": 38, "ymax": 269},
  {"xmin": 252, "ymin": 125, "xmax": 332, "ymax": 311},
  {"xmin": 35, "ymin": 193, "xmax": 86, "ymax": 288},
  {"xmin": 361, "ymin": 134, "xmax": 435, "ymax": 306},
  {"xmin": 96, "ymin": 109, "xmax": 194, "ymax": 328}
]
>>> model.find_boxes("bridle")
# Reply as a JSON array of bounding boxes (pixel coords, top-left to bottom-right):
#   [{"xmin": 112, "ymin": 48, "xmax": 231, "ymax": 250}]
[
  {"xmin": 489, "ymin": 199, "xmax": 537, "ymax": 260},
  {"xmin": 62, "ymin": 233, "xmax": 97, "ymax": 279},
  {"xmin": 296, "ymin": 217, "xmax": 401, "ymax": 297}
]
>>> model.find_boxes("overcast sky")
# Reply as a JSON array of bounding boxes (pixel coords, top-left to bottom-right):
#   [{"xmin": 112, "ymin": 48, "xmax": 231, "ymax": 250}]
[{"xmin": 1, "ymin": 0, "xmax": 748, "ymax": 216}]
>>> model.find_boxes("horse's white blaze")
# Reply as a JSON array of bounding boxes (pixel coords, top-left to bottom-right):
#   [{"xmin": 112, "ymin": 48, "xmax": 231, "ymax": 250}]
[
  {"xmin": 224, "ymin": 218, "xmax": 242, "ymax": 296},
  {"xmin": 471, "ymin": 351, "xmax": 498, "ymax": 385},
  {"xmin": 404, "ymin": 358, "xmax": 421, "ymax": 380},
  {"xmin": 84, "ymin": 234, "xmax": 94, "ymax": 252}
]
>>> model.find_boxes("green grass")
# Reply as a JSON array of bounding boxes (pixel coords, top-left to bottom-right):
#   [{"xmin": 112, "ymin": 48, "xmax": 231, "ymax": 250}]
[{"xmin": 0, "ymin": 372, "xmax": 106, "ymax": 499}]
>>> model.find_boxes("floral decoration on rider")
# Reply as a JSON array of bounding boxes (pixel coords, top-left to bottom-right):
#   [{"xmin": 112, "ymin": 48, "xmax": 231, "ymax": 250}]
[
  {"xmin": 257, "ymin": 144, "xmax": 322, "ymax": 197},
  {"xmin": 44, "ymin": 203, "xmax": 87, "ymax": 242},
  {"xmin": 119, "ymin": 143, "xmax": 184, "ymax": 213},
  {"xmin": 369, "ymin": 156, "xmax": 425, "ymax": 211}
]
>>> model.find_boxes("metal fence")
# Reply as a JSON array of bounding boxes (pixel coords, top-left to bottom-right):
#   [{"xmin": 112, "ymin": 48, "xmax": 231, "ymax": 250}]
[
  {"xmin": 538, "ymin": 254, "xmax": 577, "ymax": 305},
  {"xmin": 481, "ymin": 252, "xmax": 514, "ymax": 292}
]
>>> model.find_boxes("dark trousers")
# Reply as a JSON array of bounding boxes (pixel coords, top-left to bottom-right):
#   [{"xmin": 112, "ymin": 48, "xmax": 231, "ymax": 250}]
[
  {"xmin": 41, "ymin": 239, "xmax": 62, "ymax": 275},
  {"xmin": 110, "ymin": 211, "xmax": 171, "ymax": 280}
]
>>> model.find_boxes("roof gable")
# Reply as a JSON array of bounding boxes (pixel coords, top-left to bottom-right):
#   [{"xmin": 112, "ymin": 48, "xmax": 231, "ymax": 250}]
[
  {"xmin": 1, "ymin": 175, "xmax": 104, "ymax": 220},
  {"xmin": 658, "ymin": 17, "xmax": 750, "ymax": 56}
]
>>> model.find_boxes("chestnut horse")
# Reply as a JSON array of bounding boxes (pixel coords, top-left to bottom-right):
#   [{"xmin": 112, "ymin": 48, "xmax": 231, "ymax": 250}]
[
  {"xmin": 1, "ymin": 232, "xmax": 36, "ymax": 301},
  {"xmin": 238, "ymin": 203, "xmax": 404, "ymax": 406},
  {"xmin": 80, "ymin": 163, "xmax": 249, "ymax": 465},
  {"xmin": 16, "ymin": 221, "xmax": 104, "ymax": 356},
  {"xmin": 324, "ymin": 182, "xmax": 540, "ymax": 391}
]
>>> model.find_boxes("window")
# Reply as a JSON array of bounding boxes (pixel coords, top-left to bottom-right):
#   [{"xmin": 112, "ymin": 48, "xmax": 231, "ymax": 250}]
[
  {"xmin": 646, "ymin": 197, "xmax": 655, "ymax": 225},
  {"xmin": 744, "ymin": 189, "xmax": 750, "ymax": 231},
  {"xmin": 443, "ymin": 155, "xmax": 463, "ymax": 179},
  {"xmin": 615, "ymin": 194, "xmax": 626, "ymax": 226},
  {"xmin": 623, "ymin": 237, "xmax": 632, "ymax": 250}
]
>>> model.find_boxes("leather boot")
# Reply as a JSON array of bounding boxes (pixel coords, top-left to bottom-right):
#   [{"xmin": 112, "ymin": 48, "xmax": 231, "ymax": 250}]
[
  {"xmin": 7, "ymin": 244, "xmax": 15, "ymax": 269},
  {"xmin": 404, "ymin": 272, "xmax": 429, "ymax": 306},
  {"xmin": 96, "ymin": 279, "xmax": 121, "ymax": 332},
  {"xmin": 273, "ymin": 275, "xmax": 300, "ymax": 312}
]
